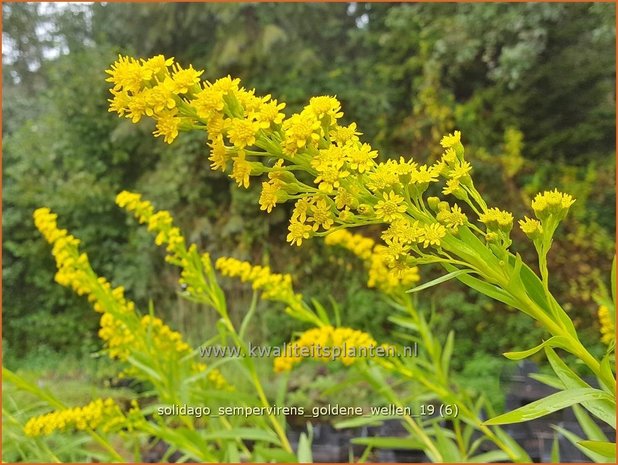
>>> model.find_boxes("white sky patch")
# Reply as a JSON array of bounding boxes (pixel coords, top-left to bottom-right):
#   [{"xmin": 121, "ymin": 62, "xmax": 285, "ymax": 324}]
[{"xmin": 3, "ymin": 2, "xmax": 93, "ymax": 71}]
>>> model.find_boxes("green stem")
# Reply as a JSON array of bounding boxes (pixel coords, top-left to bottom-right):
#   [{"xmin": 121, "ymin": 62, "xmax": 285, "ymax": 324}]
[{"xmin": 88, "ymin": 430, "xmax": 126, "ymax": 462}]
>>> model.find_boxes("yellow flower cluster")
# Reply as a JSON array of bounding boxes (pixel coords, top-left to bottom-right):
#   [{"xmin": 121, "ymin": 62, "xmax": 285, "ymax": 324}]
[
  {"xmin": 33, "ymin": 208, "xmax": 93, "ymax": 297},
  {"xmin": 531, "ymin": 189, "xmax": 575, "ymax": 219},
  {"xmin": 24, "ymin": 398, "xmax": 124, "ymax": 437},
  {"xmin": 34, "ymin": 208, "xmax": 136, "ymax": 314},
  {"xmin": 215, "ymin": 257, "xmax": 302, "ymax": 306},
  {"xmin": 116, "ymin": 191, "xmax": 186, "ymax": 265},
  {"xmin": 116, "ymin": 190, "xmax": 218, "ymax": 305},
  {"xmin": 598, "ymin": 305, "xmax": 615, "ymax": 345},
  {"xmin": 324, "ymin": 229, "xmax": 375, "ymax": 261},
  {"xmin": 519, "ymin": 189, "xmax": 575, "ymax": 245},
  {"xmin": 34, "ymin": 205, "xmax": 227, "ymax": 387},
  {"xmin": 98, "ymin": 312, "xmax": 192, "ymax": 361},
  {"xmin": 273, "ymin": 325, "xmax": 383, "ymax": 372},
  {"xmin": 106, "ymin": 55, "xmax": 202, "ymax": 143},
  {"xmin": 108, "ymin": 56, "xmax": 576, "ymax": 280},
  {"xmin": 324, "ymin": 229, "xmax": 420, "ymax": 294},
  {"xmin": 518, "ymin": 217, "xmax": 543, "ymax": 240}
]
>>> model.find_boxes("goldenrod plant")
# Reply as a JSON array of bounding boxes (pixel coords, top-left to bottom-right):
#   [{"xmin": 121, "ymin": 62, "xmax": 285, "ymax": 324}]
[
  {"xmin": 5, "ymin": 204, "xmax": 306, "ymax": 462},
  {"xmin": 5, "ymin": 53, "xmax": 614, "ymax": 463},
  {"xmin": 118, "ymin": 192, "xmax": 526, "ymax": 462},
  {"xmin": 104, "ymin": 54, "xmax": 616, "ymax": 461}
]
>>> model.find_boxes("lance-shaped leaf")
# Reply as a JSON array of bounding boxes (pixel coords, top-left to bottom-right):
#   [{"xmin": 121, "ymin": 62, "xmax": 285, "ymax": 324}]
[
  {"xmin": 484, "ymin": 388, "xmax": 613, "ymax": 425},
  {"xmin": 503, "ymin": 336, "xmax": 571, "ymax": 360}
]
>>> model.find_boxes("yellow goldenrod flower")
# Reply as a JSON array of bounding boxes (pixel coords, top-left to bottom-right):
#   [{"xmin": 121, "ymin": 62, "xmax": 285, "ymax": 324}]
[
  {"xmin": 215, "ymin": 257, "xmax": 302, "ymax": 306},
  {"xmin": 287, "ymin": 218, "xmax": 313, "ymax": 246},
  {"xmin": 253, "ymin": 99, "xmax": 286, "ymax": 128},
  {"xmin": 598, "ymin": 305, "xmax": 615, "ymax": 345},
  {"xmin": 418, "ymin": 223, "xmax": 447, "ymax": 248},
  {"xmin": 479, "ymin": 207, "xmax": 514, "ymax": 232},
  {"xmin": 324, "ymin": 229, "xmax": 375, "ymax": 261},
  {"xmin": 208, "ymin": 135, "xmax": 230, "ymax": 171},
  {"xmin": 259, "ymin": 179, "xmax": 282, "ymax": 213},
  {"xmin": 325, "ymin": 229, "xmax": 420, "ymax": 294},
  {"xmin": 35, "ymin": 201, "xmax": 229, "ymax": 390},
  {"xmin": 307, "ymin": 96, "xmax": 343, "ymax": 121},
  {"xmin": 193, "ymin": 85, "xmax": 226, "ymax": 118},
  {"xmin": 166, "ymin": 63, "xmax": 204, "ymax": 94},
  {"xmin": 437, "ymin": 203, "xmax": 468, "ymax": 232},
  {"xmin": 116, "ymin": 191, "xmax": 189, "ymax": 267},
  {"xmin": 531, "ymin": 189, "xmax": 575, "ymax": 219},
  {"xmin": 108, "ymin": 89, "xmax": 132, "ymax": 117},
  {"xmin": 126, "ymin": 91, "xmax": 149, "ymax": 123},
  {"xmin": 314, "ymin": 165, "xmax": 349, "ymax": 193},
  {"xmin": 410, "ymin": 164, "xmax": 439, "ymax": 184},
  {"xmin": 228, "ymin": 117, "xmax": 260, "ymax": 149},
  {"xmin": 230, "ymin": 152, "xmax": 253, "ymax": 188},
  {"xmin": 24, "ymin": 398, "xmax": 125, "ymax": 437},
  {"xmin": 375, "ymin": 191, "xmax": 407, "ymax": 222},
  {"xmin": 153, "ymin": 109, "xmax": 181, "ymax": 144},
  {"xmin": 519, "ymin": 216, "xmax": 543, "ymax": 240},
  {"xmin": 334, "ymin": 186, "xmax": 359, "ymax": 210},
  {"xmin": 273, "ymin": 325, "xmax": 379, "ymax": 372},
  {"xmin": 142, "ymin": 84, "xmax": 176, "ymax": 115},
  {"xmin": 308, "ymin": 197, "xmax": 335, "ymax": 231},
  {"xmin": 381, "ymin": 218, "xmax": 421, "ymax": 246},
  {"xmin": 442, "ymin": 147, "xmax": 458, "ymax": 165},
  {"xmin": 282, "ymin": 112, "xmax": 321, "ymax": 156},
  {"xmin": 142, "ymin": 54, "xmax": 174, "ymax": 76},
  {"xmin": 448, "ymin": 160, "xmax": 472, "ymax": 181},
  {"xmin": 440, "ymin": 130, "xmax": 461, "ymax": 149},
  {"xmin": 346, "ymin": 142, "xmax": 378, "ymax": 173},
  {"xmin": 105, "ymin": 55, "xmax": 152, "ymax": 93},
  {"xmin": 442, "ymin": 178, "xmax": 463, "ymax": 197},
  {"xmin": 330, "ymin": 122, "xmax": 361, "ymax": 146}
]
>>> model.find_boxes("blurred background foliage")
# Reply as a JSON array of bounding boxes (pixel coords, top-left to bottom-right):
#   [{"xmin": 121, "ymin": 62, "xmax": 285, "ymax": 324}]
[{"xmin": 2, "ymin": 3, "xmax": 615, "ymax": 393}]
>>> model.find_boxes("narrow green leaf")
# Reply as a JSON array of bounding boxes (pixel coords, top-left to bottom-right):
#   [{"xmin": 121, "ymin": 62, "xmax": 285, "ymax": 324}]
[
  {"xmin": 578, "ymin": 440, "xmax": 616, "ymax": 460},
  {"xmin": 528, "ymin": 373, "xmax": 564, "ymax": 390},
  {"xmin": 493, "ymin": 424, "xmax": 532, "ymax": 461},
  {"xmin": 503, "ymin": 336, "xmax": 570, "ymax": 360},
  {"xmin": 599, "ymin": 352, "xmax": 616, "ymax": 393},
  {"xmin": 225, "ymin": 443, "xmax": 240, "ymax": 462},
  {"xmin": 127, "ymin": 356, "xmax": 163, "ymax": 382},
  {"xmin": 297, "ymin": 432, "xmax": 312, "ymax": 463},
  {"xmin": 351, "ymin": 436, "xmax": 424, "ymax": 450},
  {"xmin": 252, "ymin": 445, "xmax": 297, "ymax": 462},
  {"xmin": 545, "ymin": 346, "xmax": 616, "ymax": 428},
  {"xmin": 552, "ymin": 425, "xmax": 608, "ymax": 462},
  {"xmin": 388, "ymin": 315, "xmax": 418, "ymax": 332},
  {"xmin": 433, "ymin": 423, "xmax": 461, "ymax": 461},
  {"xmin": 506, "ymin": 253, "xmax": 525, "ymax": 293},
  {"xmin": 444, "ymin": 264, "xmax": 521, "ymax": 309},
  {"xmin": 406, "ymin": 269, "xmax": 472, "ymax": 293},
  {"xmin": 334, "ymin": 415, "xmax": 388, "ymax": 429},
  {"xmin": 311, "ymin": 298, "xmax": 331, "ymax": 325},
  {"xmin": 454, "ymin": 227, "xmax": 501, "ymax": 268},
  {"xmin": 468, "ymin": 450, "xmax": 511, "ymax": 463},
  {"xmin": 239, "ymin": 291, "xmax": 258, "ymax": 340},
  {"xmin": 441, "ymin": 331, "xmax": 455, "ymax": 375},
  {"xmin": 484, "ymin": 388, "xmax": 613, "ymax": 425},
  {"xmin": 551, "ymin": 433, "xmax": 560, "ymax": 463},
  {"xmin": 2, "ymin": 368, "xmax": 65, "ymax": 410},
  {"xmin": 572, "ymin": 404, "xmax": 608, "ymax": 442},
  {"xmin": 202, "ymin": 427, "xmax": 280, "ymax": 444}
]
